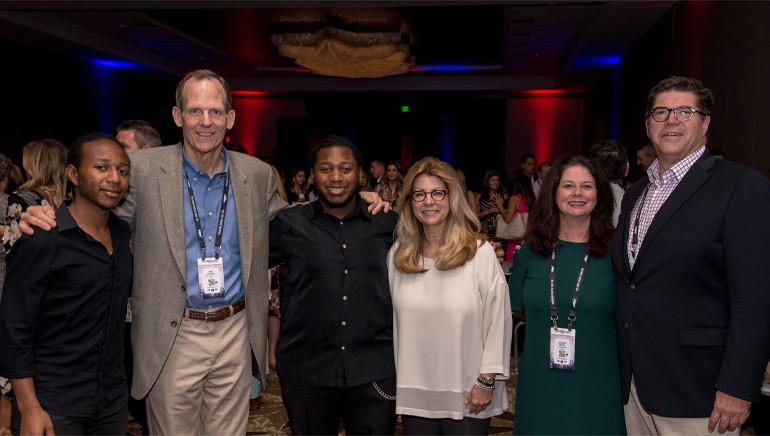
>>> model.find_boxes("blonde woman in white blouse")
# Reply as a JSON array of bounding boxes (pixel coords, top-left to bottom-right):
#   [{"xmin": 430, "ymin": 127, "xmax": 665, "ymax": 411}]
[{"xmin": 388, "ymin": 156, "xmax": 512, "ymax": 435}]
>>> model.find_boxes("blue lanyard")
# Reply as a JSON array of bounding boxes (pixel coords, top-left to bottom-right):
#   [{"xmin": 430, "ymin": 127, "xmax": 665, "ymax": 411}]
[
  {"xmin": 549, "ymin": 245, "xmax": 589, "ymax": 330},
  {"xmin": 185, "ymin": 170, "xmax": 230, "ymax": 260}
]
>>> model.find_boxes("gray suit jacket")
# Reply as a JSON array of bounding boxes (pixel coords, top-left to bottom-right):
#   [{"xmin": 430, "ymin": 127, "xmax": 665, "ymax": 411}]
[{"xmin": 118, "ymin": 144, "xmax": 286, "ymax": 399}]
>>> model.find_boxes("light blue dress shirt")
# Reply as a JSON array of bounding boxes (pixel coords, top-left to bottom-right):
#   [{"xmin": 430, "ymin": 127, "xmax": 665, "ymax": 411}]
[{"xmin": 182, "ymin": 148, "xmax": 244, "ymax": 309}]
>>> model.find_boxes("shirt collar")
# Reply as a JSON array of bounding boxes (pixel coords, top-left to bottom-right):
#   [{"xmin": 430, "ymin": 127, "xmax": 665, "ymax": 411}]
[
  {"xmin": 55, "ymin": 201, "xmax": 127, "ymax": 234},
  {"xmin": 55, "ymin": 202, "xmax": 79, "ymax": 232},
  {"xmin": 310, "ymin": 196, "xmax": 371, "ymax": 221},
  {"xmin": 182, "ymin": 145, "xmax": 229, "ymax": 178},
  {"xmin": 647, "ymin": 144, "xmax": 706, "ymax": 185}
]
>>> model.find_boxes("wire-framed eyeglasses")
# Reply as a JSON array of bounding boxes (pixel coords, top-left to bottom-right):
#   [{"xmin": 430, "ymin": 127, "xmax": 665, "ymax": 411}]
[
  {"xmin": 649, "ymin": 106, "xmax": 705, "ymax": 123},
  {"xmin": 409, "ymin": 190, "xmax": 448, "ymax": 202}
]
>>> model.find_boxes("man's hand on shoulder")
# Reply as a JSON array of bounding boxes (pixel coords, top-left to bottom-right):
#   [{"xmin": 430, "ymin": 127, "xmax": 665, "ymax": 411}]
[
  {"xmin": 19, "ymin": 205, "xmax": 57, "ymax": 236},
  {"xmin": 359, "ymin": 191, "xmax": 392, "ymax": 214},
  {"xmin": 490, "ymin": 241, "xmax": 504, "ymax": 263},
  {"xmin": 708, "ymin": 390, "xmax": 751, "ymax": 433}
]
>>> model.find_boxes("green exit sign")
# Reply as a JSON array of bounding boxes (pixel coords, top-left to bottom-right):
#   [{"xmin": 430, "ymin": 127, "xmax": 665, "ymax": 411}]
[{"xmin": 400, "ymin": 105, "xmax": 410, "ymax": 113}]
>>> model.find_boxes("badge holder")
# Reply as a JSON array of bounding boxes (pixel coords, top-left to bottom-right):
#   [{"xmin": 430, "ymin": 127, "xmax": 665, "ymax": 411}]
[
  {"xmin": 198, "ymin": 256, "xmax": 225, "ymax": 299},
  {"xmin": 549, "ymin": 316, "xmax": 576, "ymax": 371}
]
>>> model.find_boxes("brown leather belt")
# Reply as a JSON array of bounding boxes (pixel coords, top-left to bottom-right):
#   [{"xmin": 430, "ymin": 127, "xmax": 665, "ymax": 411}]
[{"xmin": 185, "ymin": 298, "xmax": 246, "ymax": 322}]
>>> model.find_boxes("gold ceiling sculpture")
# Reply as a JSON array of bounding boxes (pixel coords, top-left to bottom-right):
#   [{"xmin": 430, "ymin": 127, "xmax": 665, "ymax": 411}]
[{"xmin": 270, "ymin": 8, "xmax": 415, "ymax": 79}]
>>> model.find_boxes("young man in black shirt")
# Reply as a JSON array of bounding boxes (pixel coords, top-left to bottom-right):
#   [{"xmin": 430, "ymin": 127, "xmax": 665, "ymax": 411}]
[
  {"xmin": 269, "ymin": 135, "xmax": 399, "ymax": 434},
  {"xmin": 0, "ymin": 133, "xmax": 132, "ymax": 435}
]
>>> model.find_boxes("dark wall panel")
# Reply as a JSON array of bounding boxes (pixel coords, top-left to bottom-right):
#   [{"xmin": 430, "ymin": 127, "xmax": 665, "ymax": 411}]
[{"xmin": 1, "ymin": 37, "xmax": 177, "ymax": 165}]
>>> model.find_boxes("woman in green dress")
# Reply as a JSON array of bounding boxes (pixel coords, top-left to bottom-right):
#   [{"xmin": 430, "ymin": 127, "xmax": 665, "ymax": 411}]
[{"xmin": 509, "ymin": 154, "xmax": 625, "ymax": 435}]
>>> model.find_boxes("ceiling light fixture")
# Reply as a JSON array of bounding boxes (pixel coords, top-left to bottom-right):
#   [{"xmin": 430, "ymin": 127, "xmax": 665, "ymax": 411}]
[{"xmin": 270, "ymin": 8, "xmax": 415, "ymax": 79}]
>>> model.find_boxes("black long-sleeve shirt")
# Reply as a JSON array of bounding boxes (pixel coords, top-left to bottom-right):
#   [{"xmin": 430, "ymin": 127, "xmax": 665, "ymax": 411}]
[
  {"xmin": 0, "ymin": 203, "xmax": 132, "ymax": 418},
  {"xmin": 269, "ymin": 198, "xmax": 398, "ymax": 387}
]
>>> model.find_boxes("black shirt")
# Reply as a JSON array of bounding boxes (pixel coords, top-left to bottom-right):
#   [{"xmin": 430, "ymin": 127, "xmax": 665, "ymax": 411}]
[
  {"xmin": 269, "ymin": 197, "xmax": 398, "ymax": 387},
  {"xmin": 0, "ymin": 203, "xmax": 132, "ymax": 418}
]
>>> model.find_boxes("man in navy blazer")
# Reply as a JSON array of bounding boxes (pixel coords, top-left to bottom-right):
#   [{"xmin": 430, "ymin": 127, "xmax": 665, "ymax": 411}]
[{"xmin": 612, "ymin": 76, "xmax": 770, "ymax": 435}]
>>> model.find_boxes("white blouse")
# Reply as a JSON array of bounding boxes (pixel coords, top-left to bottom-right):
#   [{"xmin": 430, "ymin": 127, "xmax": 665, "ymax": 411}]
[{"xmin": 388, "ymin": 241, "xmax": 512, "ymax": 420}]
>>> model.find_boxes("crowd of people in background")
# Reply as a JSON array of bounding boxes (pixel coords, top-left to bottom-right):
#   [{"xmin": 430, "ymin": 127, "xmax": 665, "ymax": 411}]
[{"xmin": 1, "ymin": 71, "xmax": 769, "ymax": 436}]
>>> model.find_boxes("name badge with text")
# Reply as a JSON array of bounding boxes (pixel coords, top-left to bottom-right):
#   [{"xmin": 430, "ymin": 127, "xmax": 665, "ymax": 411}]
[
  {"xmin": 549, "ymin": 327, "xmax": 576, "ymax": 370},
  {"xmin": 198, "ymin": 257, "xmax": 225, "ymax": 299}
]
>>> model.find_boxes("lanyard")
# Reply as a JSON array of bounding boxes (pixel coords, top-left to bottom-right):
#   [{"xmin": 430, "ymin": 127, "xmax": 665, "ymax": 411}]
[
  {"xmin": 185, "ymin": 170, "xmax": 230, "ymax": 260},
  {"xmin": 549, "ymin": 245, "xmax": 589, "ymax": 330},
  {"xmin": 630, "ymin": 184, "xmax": 651, "ymax": 259}
]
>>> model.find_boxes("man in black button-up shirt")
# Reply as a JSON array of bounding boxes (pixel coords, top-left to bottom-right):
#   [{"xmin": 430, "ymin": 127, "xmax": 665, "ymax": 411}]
[
  {"xmin": 0, "ymin": 133, "xmax": 132, "ymax": 435},
  {"xmin": 269, "ymin": 135, "xmax": 398, "ymax": 435}
]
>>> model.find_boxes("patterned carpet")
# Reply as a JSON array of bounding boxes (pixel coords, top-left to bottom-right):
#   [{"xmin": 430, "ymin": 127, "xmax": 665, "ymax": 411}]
[
  {"xmin": 127, "ymin": 362, "xmax": 519, "ymax": 435},
  {"xmin": 126, "ymin": 351, "xmax": 760, "ymax": 436}
]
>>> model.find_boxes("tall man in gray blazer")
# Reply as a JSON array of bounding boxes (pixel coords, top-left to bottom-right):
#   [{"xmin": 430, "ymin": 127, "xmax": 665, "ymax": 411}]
[
  {"xmin": 21, "ymin": 69, "xmax": 287, "ymax": 435},
  {"xmin": 119, "ymin": 69, "xmax": 286, "ymax": 434},
  {"xmin": 612, "ymin": 76, "xmax": 770, "ymax": 435}
]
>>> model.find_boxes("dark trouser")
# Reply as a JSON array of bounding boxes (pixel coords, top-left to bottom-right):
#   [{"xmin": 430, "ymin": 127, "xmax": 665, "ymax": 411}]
[
  {"xmin": 9, "ymin": 398, "xmax": 20, "ymax": 435},
  {"xmin": 124, "ymin": 321, "xmax": 148, "ymax": 435},
  {"xmin": 751, "ymin": 395, "xmax": 770, "ymax": 435},
  {"xmin": 401, "ymin": 414, "xmax": 491, "ymax": 436},
  {"xmin": 49, "ymin": 405, "xmax": 127, "ymax": 436},
  {"xmin": 280, "ymin": 376, "xmax": 396, "ymax": 435}
]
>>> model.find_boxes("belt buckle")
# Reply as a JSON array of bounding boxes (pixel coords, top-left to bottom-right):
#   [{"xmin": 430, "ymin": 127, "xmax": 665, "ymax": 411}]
[{"xmin": 204, "ymin": 308, "xmax": 224, "ymax": 322}]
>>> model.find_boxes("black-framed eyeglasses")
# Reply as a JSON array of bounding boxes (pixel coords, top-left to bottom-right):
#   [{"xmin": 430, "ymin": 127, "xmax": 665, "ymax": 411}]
[
  {"xmin": 410, "ymin": 190, "xmax": 448, "ymax": 202},
  {"xmin": 649, "ymin": 106, "xmax": 705, "ymax": 123}
]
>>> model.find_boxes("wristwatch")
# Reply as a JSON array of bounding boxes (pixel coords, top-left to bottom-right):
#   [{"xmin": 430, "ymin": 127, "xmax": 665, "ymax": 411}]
[{"xmin": 477, "ymin": 376, "xmax": 495, "ymax": 386}]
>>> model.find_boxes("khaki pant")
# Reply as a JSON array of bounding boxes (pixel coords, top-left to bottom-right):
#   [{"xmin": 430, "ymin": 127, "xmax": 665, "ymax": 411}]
[
  {"xmin": 624, "ymin": 378, "xmax": 740, "ymax": 436},
  {"xmin": 146, "ymin": 309, "xmax": 251, "ymax": 435}
]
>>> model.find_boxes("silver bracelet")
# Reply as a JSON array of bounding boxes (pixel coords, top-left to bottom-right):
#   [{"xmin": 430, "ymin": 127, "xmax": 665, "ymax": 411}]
[{"xmin": 474, "ymin": 379, "xmax": 495, "ymax": 391}]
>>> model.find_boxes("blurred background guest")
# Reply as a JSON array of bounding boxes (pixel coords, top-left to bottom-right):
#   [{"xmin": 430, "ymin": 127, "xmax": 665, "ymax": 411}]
[
  {"xmin": 500, "ymin": 173, "xmax": 536, "ymax": 262},
  {"xmin": 389, "ymin": 157, "xmax": 511, "ymax": 435},
  {"xmin": 535, "ymin": 162, "xmax": 552, "ymax": 198},
  {"xmin": 517, "ymin": 153, "xmax": 539, "ymax": 197},
  {"xmin": 247, "ymin": 160, "xmax": 289, "ymax": 411},
  {"xmin": 359, "ymin": 167, "xmax": 373, "ymax": 192},
  {"xmin": 116, "ymin": 119, "xmax": 162, "ymax": 153},
  {"xmin": 628, "ymin": 142, "xmax": 657, "ymax": 186},
  {"xmin": 508, "ymin": 154, "xmax": 624, "ymax": 435},
  {"xmin": 369, "ymin": 158, "xmax": 385, "ymax": 188},
  {"xmin": 590, "ymin": 139, "xmax": 629, "ymax": 227},
  {"xmin": 264, "ymin": 161, "xmax": 287, "ymax": 371},
  {"xmin": 376, "ymin": 161, "xmax": 404, "ymax": 207},
  {"xmin": 475, "ymin": 169, "xmax": 507, "ymax": 249},
  {"xmin": 454, "ymin": 168, "xmax": 478, "ymax": 213},
  {"xmin": 3, "ymin": 139, "xmax": 68, "ymax": 251},
  {"xmin": 286, "ymin": 168, "xmax": 308, "ymax": 204},
  {"xmin": 0, "ymin": 153, "xmax": 13, "ymax": 436},
  {"xmin": 0, "ymin": 153, "xmax": 13, "ymax": 280}
]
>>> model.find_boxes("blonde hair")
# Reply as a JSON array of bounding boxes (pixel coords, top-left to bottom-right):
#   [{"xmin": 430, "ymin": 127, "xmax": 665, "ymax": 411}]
[
  {"xmin": 270, "ymin": 164, "xmax": 288, "ymax": 202},
  {"xmin": 392, "ymin": 156, "xmax": 482, "ymax": 273},
  {"xmin": 19, "ymin": 138, "xmax": 68, "ymax": 208}
]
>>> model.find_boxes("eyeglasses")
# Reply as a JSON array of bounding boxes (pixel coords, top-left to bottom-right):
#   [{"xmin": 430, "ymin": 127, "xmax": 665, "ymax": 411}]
[
  {"xmin": 409, "ymin": 190, "xmax": 448, "ymax": 202},
  {"xmin": 649, "ymin": 106, "xmax": 705, "ymax": 123}
]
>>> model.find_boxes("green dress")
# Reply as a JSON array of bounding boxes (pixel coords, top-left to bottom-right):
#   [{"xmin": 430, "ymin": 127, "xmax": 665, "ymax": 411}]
[{"xmin": 509, "ymin": 241, "xmax": 625, "ymax": 435}]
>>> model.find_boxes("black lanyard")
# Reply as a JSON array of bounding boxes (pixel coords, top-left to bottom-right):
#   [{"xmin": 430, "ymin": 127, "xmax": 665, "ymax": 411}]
[
  {"xmin": 549, "ymin": 245, "xmax": 589, "ymax": 330},
  {"xmin": 185, "ymin": 170, "xmax": 230, "ymax": 260},
  {"xmin": 630, "ymin": 184, "xmax": 651, "ymax": 259}
]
